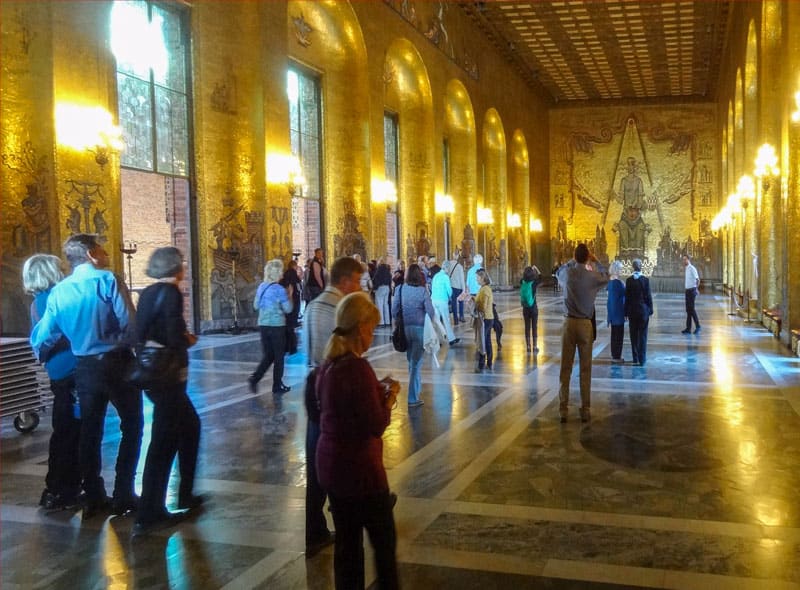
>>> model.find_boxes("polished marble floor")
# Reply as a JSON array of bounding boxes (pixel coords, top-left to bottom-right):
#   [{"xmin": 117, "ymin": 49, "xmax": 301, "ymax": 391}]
[{"xmin": 3, "ymin": 288, "xmax": 800, "ymax": 589}]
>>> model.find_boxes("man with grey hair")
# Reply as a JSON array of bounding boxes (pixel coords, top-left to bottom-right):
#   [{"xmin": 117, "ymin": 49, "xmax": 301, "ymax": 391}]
[
  {"xmin": 681, "ymin": 254, "xmax": 701, "ymax": 334},
  {"xmin": 31, "ymin": 234, "xmax": 143, "ymax": 520},
  {"xmin": 556, "ymin": 243, "xmax": 608, "ymax": 423},
  {"xmin": 302, "ymin": 255, "xmax": 364, "ymax": 557}
]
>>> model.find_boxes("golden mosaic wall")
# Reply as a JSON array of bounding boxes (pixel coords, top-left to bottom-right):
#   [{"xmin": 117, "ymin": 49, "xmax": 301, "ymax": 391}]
[{"xmin": 549, "ymin": 104, "xmax": 719, "ymax": 281}]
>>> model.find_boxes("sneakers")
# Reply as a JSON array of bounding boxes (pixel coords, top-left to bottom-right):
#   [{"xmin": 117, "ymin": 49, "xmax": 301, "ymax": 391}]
[
  {"xmin": 681, "ymin": 329, "xmax": 691, "ymax": 335},
  {"xmin": 408, "ymin": 400, "xmax": 425, "ymax": 408},
  {"xmin": 247, "ymin": 377, "xmax": 258, "ymax": 394},
  {"xmin": 272, "ymin": 383, "xmax": 291, "ymax": 394}
]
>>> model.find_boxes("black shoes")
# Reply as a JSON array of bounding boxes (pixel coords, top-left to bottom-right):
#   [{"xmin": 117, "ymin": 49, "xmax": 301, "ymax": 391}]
[
  {"xmin": 82, "ymin": 496, "xmax": 112, "ymax": 521},
  {"xmin": 681, "ymin": 329, "xmax": 691, "ymax": 335},
  {"xmin": 448, "ymin": 338, "xmax": 461, "ymax": 345},
  {"xmin": 247, "ymin": 377, "xmax": 258, "ymax": 394},
  {"xmin": 305, "ymin": 532, "xmax": 335, "ymax": 558},
  {"xmin": 111, "ymin": 495, "xmax": 140, "ymax": 516},
  {"xmin": 40, "ymin": 489, "xmax": 84, "ymax": 511},
  {"xmin": 131, "ymin": 510, "xmax": 190, "ymax": 538},
  {"xmin": 273, "ymin": 383, "xmax": 291, "ymax": 394},
  {"xmin": 177, "ymin": 493, "xmax": 206, "ymax": 510}
]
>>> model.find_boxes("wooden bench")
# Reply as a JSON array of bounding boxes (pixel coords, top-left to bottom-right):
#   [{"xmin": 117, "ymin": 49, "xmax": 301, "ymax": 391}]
[{"xmin": 762, "ymin": 308, "xmax": 782, "ymax": 338}]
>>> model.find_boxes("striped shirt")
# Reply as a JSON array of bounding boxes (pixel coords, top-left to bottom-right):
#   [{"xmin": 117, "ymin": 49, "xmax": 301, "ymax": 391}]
[{"xmin": 303, "ymin": 286, "xmax": 344, "ymax": 367}]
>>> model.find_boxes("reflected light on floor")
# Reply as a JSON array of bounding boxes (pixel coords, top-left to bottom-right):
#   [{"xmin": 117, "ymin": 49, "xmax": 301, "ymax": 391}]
[
  {"xmin": 711, "ymin": 343, "xmax": 744, "ymax": 427},
  {"xmin": 738, "ymin": 440, "xmax": 757, "ymax": 465},
  {"xmin": 103, "ymin": 526, "xmax": 129, "ymax": 588},
  {"xmin": 754, "ymin": 500, "xmax": 786, "ymax": 527}
]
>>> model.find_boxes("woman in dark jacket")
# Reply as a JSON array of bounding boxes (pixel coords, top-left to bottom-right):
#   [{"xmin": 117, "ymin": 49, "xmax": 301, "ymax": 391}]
[
  {"xmin": 624, "ymin": 258, "xmax": 653, "ymax": 366},
  {"xmin": 372, "ymin": 258, "xmax": 393, "ymax": 327},
  {"xmin": 316, "ymin": 292, "xmax": 400, "ymax": 590},
  {"xmin": 133, "ymin": 247, "xmax": 202, "ymax": 536},
  {"xmin": 606, "ymin": 261, "xmax": 626, "ymax": 362},
  {"xmin": 280, "ymin": 259, "xmax": 302, "ymax": 354},
  {"xmin": 391, "ymin": 263, "xmax": 435, "ymax": 408}
]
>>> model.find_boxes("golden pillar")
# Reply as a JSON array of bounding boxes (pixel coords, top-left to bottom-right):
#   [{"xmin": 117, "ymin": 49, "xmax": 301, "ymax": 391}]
[
  {"xmin": 444, "ymin": 79, "xmax": 477, "ymax": 256},
  {"xmin": 482, "ymin": 108, "xmax": 507, "ymax": 284},
  {"xmin": 510, "ymin": 129, "xmax": 530, "ymax": 285},
  {"xmin": 786, "ymin": 1, "xmax": 800, "ymax": 341}
]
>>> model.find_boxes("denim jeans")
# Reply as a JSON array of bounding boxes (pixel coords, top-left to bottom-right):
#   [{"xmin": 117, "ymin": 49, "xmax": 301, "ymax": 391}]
[
  {"xmin": 404, "ymin": 325, "xmax": 425, "ymax": 404},
  {"xmin": 45, "ymin": 375, "xmax": 81, "ymax": 498},
  {"xmin": 75, "ymin": 349, "xmax": 143, "ymax": 503}
]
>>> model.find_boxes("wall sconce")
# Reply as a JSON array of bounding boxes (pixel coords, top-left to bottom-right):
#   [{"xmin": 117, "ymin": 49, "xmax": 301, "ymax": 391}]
[
  {"xmin": 435, "ymin": 193, "xmax": 455, "ymax": 256},
  {"xmin": 507, "ymin": 212, "xmax": 521, "ymax": 229},
  {"xmin": 267, "ymin": 154, "xmax": 305, "ymax": 196},
  {"xmin": 371, "ymin": 179, "xmax": 398, "ymax": 205},
  {"xmin": 737, "ymin": 174, "xmax": 755, "ymax": 209},
  {"xmin": 477, "ymin": 207, "xmax": 494, "ymax": 225},
  {"xmin": 727, "ymin": 192, "xmax": 741, "ymax": 215},
  {"xmin": 55, "ymin": 103, "xmax": 124, "ymax": 169},
  {"xmin": 529, "ymin": 218, "xmax": 543, "ymax": 233},
  {"xmin": 792, "ymin": 90, "xmax": 800, "ymax": 123},
  {"xmin": 711, "ymin": 205, "xmax": 731, "ymax": 233},
  {"xmin": 754, "ymin": 143, "xmax": 779, "ymax": 190}
]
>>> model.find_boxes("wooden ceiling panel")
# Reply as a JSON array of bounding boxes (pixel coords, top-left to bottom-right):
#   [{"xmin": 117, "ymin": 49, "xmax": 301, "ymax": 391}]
[{"xmin": 462, "ymin": 0, "xmax": 731, "ymax": 103}]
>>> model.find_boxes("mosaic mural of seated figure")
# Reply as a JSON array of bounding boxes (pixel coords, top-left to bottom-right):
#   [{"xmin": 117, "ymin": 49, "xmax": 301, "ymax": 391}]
[{"xmin": 614, "ymin": 157, "xmax": 651, "ymax": 259}]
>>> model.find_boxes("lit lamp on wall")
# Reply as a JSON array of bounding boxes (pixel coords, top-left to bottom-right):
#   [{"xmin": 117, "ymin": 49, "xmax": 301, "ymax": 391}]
[
  {"xmin": 435, "ymin": 193, "xmax": 455, "ymax": 258},
  {"xmin": 725, "ymin": 192, "xmax": 742, "ymax": 316},
  {"xmin": 55, "ymin": 103, "xmax": 124, "ymax": 169},
  {"xmin": 754, "ymin": 143, "xmax": 780, "ymax": 191},
  {"xmin": 529, "ymin": 218, "xmax": 543, "ymax": 233},
  {"xmin": 737, "ymin": 174, "xmax": 756, "ymax": 322},
  {"xmin": 266, "ymin": 154, "xmax": 306, "ymax": 196},
  {"xmin": 371, "ymin": 179, "xmax": 398, "ymax": 205},
  {"xmin": 791, "ymin": 90, "xmax": 800, "ymax": 123},
  {"xmin": 477, "ymin": 206, "xmax": 494, "ymax": 264}
]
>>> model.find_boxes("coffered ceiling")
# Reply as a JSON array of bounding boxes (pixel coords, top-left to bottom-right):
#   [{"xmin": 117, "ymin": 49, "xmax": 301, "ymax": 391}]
[{"xmin": 461, "ymin": 1, "xmax": 731, "ymax": 104}]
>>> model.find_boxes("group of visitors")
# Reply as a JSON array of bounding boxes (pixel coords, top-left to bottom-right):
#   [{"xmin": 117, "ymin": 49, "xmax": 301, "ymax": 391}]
[
  {"xmin": 28, "ymin": 235, "xmax": 202, "ymax": 537},
  {"xmin": 557, "ymin": 245, "xmax": 703, "ymax": 424}
]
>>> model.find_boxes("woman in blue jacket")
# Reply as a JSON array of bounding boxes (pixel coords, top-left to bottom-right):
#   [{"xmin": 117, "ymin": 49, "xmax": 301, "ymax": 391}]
[{"xmin": 606, "ymin": 260, "xmax": 626, "ymax": 362}]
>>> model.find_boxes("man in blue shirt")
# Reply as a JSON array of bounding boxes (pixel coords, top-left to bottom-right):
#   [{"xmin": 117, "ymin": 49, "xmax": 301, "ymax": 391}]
[{"xmin": 31, "ymin": 234, "xmax": 143, "ymax": 520}]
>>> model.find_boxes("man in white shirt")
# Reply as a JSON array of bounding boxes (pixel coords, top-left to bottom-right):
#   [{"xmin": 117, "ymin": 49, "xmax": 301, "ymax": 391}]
[
  {"xmin": 681, "ymin": 254, "xmax": 701, "ymax": 335},
  {"xmin": 447, "ymin": 252, "xmax": 466, "ymax": 324}
]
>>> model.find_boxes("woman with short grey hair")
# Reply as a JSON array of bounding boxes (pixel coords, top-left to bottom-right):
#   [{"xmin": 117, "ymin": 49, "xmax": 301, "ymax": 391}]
[
  {"xmin": 133, "ymin": 246, "xmax": 203, "ymax": 536},
  {"xmin": 249, "ymin": 259, "xmax": 293, "ymax": 394},
  {"xmin": 606, "ymin": 260, "xmax": 626, "ymax": 363},
  {"xmin": 23, "ymin": 254, "xmax": 82, "ymax": 511}
]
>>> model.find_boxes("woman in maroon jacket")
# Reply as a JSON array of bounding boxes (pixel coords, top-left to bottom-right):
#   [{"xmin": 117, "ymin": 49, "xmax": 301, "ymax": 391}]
[{"xmin": 316, "ymin": 292, "xmax": 400, "ymax": 589}]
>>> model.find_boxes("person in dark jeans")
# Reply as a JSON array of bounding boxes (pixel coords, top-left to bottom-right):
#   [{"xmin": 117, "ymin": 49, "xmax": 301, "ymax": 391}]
[
  {"xmin": 520, "ymin": 265, "xmax": 541, "ymax": 353},
  {"xmin": 681, "ymin": 254, "xmax": 701, "ymax": 334},
  {"xmin": 249, "ymin": 259, "xmax": 293, "ymax": 394},
  {"xmin": 24, "ymin": 254, "xmax": 82, "ymax": 511},
  {"xmin": 132, "ymin": 247, "xmax": 203, "ymax": 536},
  {"xmin": 303, "ymin": 256, "xmax": 364, "ymax": 557},
  {"xmin": 625, "ymin": 258, "xmax": 653, "ymax": 366},
  {"xmin": 280, "ymin": 259, "xmax": 303, "ymax": 354},
  {"xmin": 31, "ymin": 234, "xmax": 143, "ymax": 520}
]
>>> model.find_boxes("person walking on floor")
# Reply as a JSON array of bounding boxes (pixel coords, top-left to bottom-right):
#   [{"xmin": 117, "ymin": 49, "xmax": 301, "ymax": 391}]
[
  {"xmin": 392, "ymin": 263, "xmax": 435, "ymax": 408},
  {"xmin": 302, "ymin": 256, "xmax": 364, "ymax": 557},
  {"xmin": 474, "ymin": 269, "xmax": 495, "ymax": 371},
  {"xmin": 372, "ymin": 257, "xmax": 392, "ymax": 327},
  {"xmin": 316, "ymin": 292, "xmax": 400, "ymax": 590},
  {"xmin": 555, "ymin": 243, "xmax": 609, "ymax": 423},
  {"xmin": 447, "ymin": 252, "xmax": 466, "ymax": 324},
  {"xmin": 23, "ymin": 254, "xmax": 82, "ymax": 512},
  {"xmin": 520, "ymin": 265, "xmax": 541, "ymax": 353},
  {"xmin": 606, "ymin": 260, "xmax": 626, "ymax": 363},
  {"xmin": 625, "ymin": 258, "xmax": 653, "ymax": 366},
  {"xmin": 249, "ymin": 259, "xmax": 293, "ymax": 395},
  {"xmin": 30, "ymin": 234, "xmax": 143, "ymax": 520},
  {"xmin": 280, "ymin": 259, "xmax": 303, "ymax": 355},
  {"xmin": 430, "ymin": 264, "xmax": 459, "ymax": 346},
  {"xmin": 682, "ymin": 254, "xmax": 701, "ymax": 334},
  {"xmin": 132, "ymin": 247, "xmax": 203, "ymax": 536}
]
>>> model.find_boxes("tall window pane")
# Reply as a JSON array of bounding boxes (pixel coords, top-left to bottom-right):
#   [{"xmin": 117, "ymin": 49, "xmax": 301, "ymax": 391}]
[{"xmin": 112, "ymin": 0, "xmax": 189, "ymax": 177}]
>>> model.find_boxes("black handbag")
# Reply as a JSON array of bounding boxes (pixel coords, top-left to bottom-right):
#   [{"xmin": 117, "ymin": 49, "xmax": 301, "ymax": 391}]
[
  {"xmin": 127, "ymin": 344, "xmax": 182, "ymax": 389},
  {"xmin": 391, "ymin": 286, "xmax": 408, "ymax": 352},
  {"xmin": 127, "ymin": 286, "xmax": 183, "ymax": 389}
]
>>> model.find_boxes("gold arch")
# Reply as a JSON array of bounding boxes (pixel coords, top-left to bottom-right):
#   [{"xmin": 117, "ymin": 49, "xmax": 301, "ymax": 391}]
[
  {"xmin": 482, "ymin": 108, "xmax": 507, "ymax": 283},
  {"xmin": 443, "ymin": 78, "xmax": 477, "ymax": 256},
  {"xmin": 287, "ymin": 0, "xmax": 370, "ymax": 258},
  {"xmin": 384, "ymin": 38, "xmax": 435, "ymax": 262}
]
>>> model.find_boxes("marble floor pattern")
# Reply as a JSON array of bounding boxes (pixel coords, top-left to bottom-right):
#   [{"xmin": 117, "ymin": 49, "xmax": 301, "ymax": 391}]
[{"xmin": 2, "ymin": 289, "xmax": 800, "ymax": 589}]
